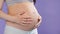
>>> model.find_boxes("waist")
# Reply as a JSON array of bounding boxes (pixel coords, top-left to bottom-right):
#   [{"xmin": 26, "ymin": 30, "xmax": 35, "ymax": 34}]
[{"xmin": 6, "ymin": 21, "xmax": 34, "ymax": 31}]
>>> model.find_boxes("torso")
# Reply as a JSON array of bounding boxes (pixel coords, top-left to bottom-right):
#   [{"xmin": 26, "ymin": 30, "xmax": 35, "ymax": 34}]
[{"xmin": 5, "ymin": 0, "xmax": 39, "ymax": 31}]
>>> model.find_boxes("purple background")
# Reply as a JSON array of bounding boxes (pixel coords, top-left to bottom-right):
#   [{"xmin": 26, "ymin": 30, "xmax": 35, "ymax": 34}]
[{"xmin": 0, "ymin": 0, "xmax": 60, "ymax": 34}]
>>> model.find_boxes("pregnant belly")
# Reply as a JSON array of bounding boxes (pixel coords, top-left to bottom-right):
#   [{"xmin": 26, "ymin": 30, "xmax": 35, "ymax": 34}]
[{"xmin": 6, "ymin": 3, "xmax": 39, "ymax": 31}]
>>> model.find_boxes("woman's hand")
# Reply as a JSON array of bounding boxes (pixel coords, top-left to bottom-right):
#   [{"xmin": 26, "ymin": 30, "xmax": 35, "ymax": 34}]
[{"xmin": 16, "ymin": 15, "xmax": 34, "ymax": 27}]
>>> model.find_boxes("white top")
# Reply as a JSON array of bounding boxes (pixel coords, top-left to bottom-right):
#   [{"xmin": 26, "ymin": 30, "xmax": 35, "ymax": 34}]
[
  {"xmin": 5, "ymin": 0, "xmax": 33, "ymax": 6},
  {"xmin": 4, "ymin": 25, "xmax": 38, "ymax": 34}
]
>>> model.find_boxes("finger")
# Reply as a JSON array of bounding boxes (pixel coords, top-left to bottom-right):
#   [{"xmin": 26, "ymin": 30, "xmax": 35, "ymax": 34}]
[
  {"xmin": 22, "ymin": 19, "xmax": 33, "ymax": 22},
  {"xmin": 20, "ymin": 22, "xmax": 31, "ymax": 27},
  {"xmin": 21, "ymin": 19, "xmax": 33, "ymax": 23}
]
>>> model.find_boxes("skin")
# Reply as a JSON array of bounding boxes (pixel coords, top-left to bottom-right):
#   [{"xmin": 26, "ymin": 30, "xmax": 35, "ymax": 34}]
[{"xmin": 0, "ymin": 0, "xmax": 42, "ymax": 31}]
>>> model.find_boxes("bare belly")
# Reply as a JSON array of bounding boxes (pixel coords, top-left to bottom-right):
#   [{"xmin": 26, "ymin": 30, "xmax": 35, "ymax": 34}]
[{"xmin": 6, "ymin": 2, "xmax": 39, "ymax": 31}]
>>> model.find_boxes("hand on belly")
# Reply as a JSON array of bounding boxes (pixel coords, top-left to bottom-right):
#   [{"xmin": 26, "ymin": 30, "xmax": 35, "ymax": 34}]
[
  {"xmin": 10, "ymin": 12, "xmax": 37, "ymax": 30},
  {"xmin": 19, "ymin": 16, "xmax": 34, "ymax": 26}
]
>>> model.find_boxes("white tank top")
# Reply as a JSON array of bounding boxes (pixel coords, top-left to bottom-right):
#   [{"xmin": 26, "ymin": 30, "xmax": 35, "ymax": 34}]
[{"xmin": 5, "ymin": 0, "xmax": 33, "ymax": 6}]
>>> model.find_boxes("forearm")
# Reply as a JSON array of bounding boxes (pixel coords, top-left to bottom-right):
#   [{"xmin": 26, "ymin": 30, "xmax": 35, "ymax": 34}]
[
  {"xmin": 0, "ymin": 0, "xmax": 4, "ymax": 9},
  {"xmin": 0, "ymin": 10, "xmax": 21, "ymax": 24}
]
